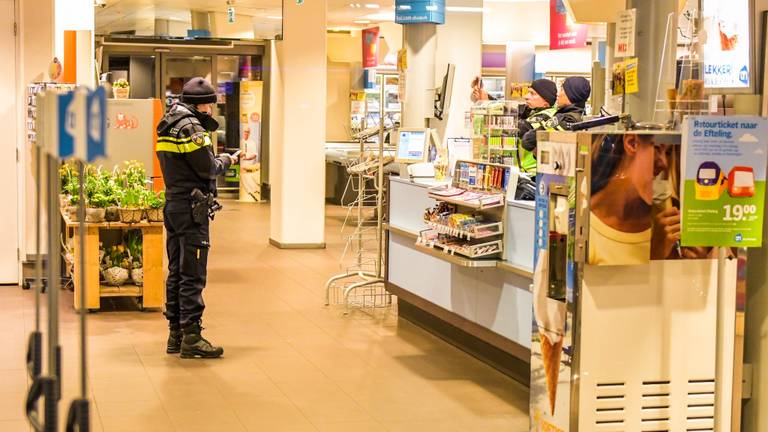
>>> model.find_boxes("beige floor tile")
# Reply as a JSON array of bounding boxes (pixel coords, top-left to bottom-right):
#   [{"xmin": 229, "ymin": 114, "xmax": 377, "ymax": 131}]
[
  {"xmin": 96, "ymin": 400, "xmax": 174, "ymax": 432},
  {"xmin": 0, "ymin": 419, "xmax": 30, "ymax": 432},
  {"xmin": 230, "ymin": 396, "xmax": 317, "ymax": 432},
  {"xmin": 313, "ymin": 420, "xmax": 387, "ymax": 432},
  {"xmin": 0, "ymin": 393, "xmax": 25, "ymax": 421},
  {"xmin": 166, "ymin": 405, "xmax": 246, "ymax": 432}
]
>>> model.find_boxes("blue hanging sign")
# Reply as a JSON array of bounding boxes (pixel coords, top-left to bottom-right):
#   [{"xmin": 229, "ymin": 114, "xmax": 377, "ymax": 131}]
[
  {"xmin": 86, "ymin": 87, "xmax": 107, "ymax": 162},
  {"xmin": 395, "ymin": 0, "xmax": 445, "ymax": 25},
  {"xmin": 58, "ymin": 92, "xmax": 77, "ymax": 159}
]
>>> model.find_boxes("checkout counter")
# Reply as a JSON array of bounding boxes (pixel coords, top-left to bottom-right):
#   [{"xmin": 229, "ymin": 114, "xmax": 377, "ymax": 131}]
[{"xmin": 386, "ymin": 170, "xmax": 535, "ymax": 381}]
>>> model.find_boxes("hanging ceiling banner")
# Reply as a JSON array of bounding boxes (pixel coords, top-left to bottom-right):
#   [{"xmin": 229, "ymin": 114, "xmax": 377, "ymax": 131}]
[
  {"xmin": 362, "ymin": 27, "xmax": 380, "ymax": 69},
  {"xmin": 549, "ymin": 0, "xmax": 588, "ymax": 51}
]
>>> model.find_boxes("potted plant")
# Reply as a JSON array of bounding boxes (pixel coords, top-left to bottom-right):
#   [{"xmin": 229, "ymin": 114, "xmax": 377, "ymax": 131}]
[
  {"xmin": 112, "ymin": 78, "xmax": 130, "ymax": 99},
  {"xmin": 101, "ymin": 244, "xmax": 130, "ymax": 286},
  {"xmin": 118, "ymin": 186, "xmax": 144, "ymax": 223},
  {"xmin": 59, "ymin": 163, "xmax": 78, "ymax": 208},
  {"xmin": 67, "ymin": 195, "xmax": 80, "ymax": 222},
  {"xmin": 125, "ymin": 230, "xmax": 143, "ymax": 286},
  {"xmin": 86, "ymin": 192, "xmax": 109, "ymax": 223},
  {"xmin": 143, "ymin": 190, "xmax": 165, "ymax": 222}
]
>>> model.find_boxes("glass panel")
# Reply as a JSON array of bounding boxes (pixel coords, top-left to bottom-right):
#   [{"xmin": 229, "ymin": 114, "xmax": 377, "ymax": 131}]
[
  {"xmin": 163, "ymin": 56, "xmax": 213, "ymax": 109},
  {"xmin": 482, "ymin": 76, "xmax": 506, "ymax": 100},
  {"xmin": 106, "ymin": 55, "xmax": 156, "ymax": 99},
  {"xmin": 214, "ymin": 55, "xmax": 264, "ymax": 193}
]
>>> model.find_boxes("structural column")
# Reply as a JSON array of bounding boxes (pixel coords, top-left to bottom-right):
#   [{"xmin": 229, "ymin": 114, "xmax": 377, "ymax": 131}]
[
  {"xmin": 402, "ymin": 24, "xmax": 437, "ymax": 128},
  {"xmin": 269, "ymin": 0, "xmax": 327, "ymax": 248}
]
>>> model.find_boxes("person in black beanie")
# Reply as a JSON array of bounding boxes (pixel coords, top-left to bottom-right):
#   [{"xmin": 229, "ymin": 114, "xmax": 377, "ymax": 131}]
[
  {"xmin": 521, "ymin": 76, "xmax": 591, "ymax": 159},
  {"xmin": 515, "ymin": 79, "xmax": 559, "ymax": 174},
  {"xmin": 156, "ymin": 77, "xmax": 255, "ymax": 359}
]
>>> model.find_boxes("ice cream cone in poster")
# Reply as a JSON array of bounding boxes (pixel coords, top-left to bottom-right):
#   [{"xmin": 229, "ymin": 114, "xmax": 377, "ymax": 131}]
[
  {"xmin": 533, "ymin": 248, "xmax": 567, "ymax": 416},
  {"xmin": 540, "ymin": 332, "xmax": 563, "ymax": 415}
]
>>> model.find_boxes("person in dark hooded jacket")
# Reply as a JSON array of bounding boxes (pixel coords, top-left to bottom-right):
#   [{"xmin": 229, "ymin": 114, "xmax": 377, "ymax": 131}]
[
  {"xmin": 156, "ymin": 77, "xmax": 253, "ymax": 359},
  {"xmin": 521, "ymin": 76, "xmax": 591, "ymax": 157}
]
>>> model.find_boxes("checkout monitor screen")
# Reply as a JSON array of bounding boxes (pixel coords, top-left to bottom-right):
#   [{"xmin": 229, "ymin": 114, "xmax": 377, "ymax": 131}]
[{"xmin": 396, "ymin": 129, "xmax": 428, "ymax": 163}]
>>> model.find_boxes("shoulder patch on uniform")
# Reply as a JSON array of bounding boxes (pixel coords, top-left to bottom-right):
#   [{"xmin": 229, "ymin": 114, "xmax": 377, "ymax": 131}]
[
  {"xmin": 192, "ymin": 132, "xmax": 207, "ymax": 146},
  {"xmin": 170, "ymin": 127, "xmax": 180, "ymax": 135}
]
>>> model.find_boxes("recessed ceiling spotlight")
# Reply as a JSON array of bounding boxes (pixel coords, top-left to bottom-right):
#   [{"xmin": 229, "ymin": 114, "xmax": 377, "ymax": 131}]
[
  {"xmin": 354, "ymin": 19, "xmax": 371, "ymax": 24},
  {"xmin": 364, "ymin": 3, "xmax": 380, "ymax": 8}
]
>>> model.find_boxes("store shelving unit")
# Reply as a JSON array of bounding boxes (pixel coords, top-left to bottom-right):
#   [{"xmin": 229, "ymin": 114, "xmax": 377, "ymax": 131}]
[
  {"xmin": 62, "ymin": 213, "xmax": 164, "ymax": 311},
  {"xmin": 470, "ymin": 101, "xmax": 521, "ymax": 166},
  {"xmin": 325, "ymin": 122, "xmax": 393, "ymax": 312},
  {"xmin": 417, "ymin": 160, "xmax": 515, "ymax": 264},
  {"xmin": 351, "ymin": 71, "xmax": 401, "ymax": 136}
]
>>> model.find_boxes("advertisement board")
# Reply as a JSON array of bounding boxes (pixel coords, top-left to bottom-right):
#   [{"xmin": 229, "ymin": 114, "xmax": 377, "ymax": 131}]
[
  {"xmin": 702, "ymin": 0, "xmax": 751, "ymax": 88},
  {"xmin": 362, "ymin": 27, "xmax": 380, "ymax": 69},
  {"xmin": 549, "ymin": 0, "xmax": 587, "ymax": 51},
  {"xmin": 681, "ymin": 116, "xmax": 768, "ymax": 247}
]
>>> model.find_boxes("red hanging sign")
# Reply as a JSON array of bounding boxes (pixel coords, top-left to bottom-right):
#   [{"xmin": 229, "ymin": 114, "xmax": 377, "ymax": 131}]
[
  {"xmin": 362, "ymin": 27, "xmax": 380, "ymax": 69},
  {"xmin": 549, "ymin": 0, "xmax": 587, "ymax": 50}
]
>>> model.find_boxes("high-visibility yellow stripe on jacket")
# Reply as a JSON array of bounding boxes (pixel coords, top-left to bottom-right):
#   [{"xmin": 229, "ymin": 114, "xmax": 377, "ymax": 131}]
[{"xmin": 156, "ymin": 132, "xmax": 212, "ymax": 154}]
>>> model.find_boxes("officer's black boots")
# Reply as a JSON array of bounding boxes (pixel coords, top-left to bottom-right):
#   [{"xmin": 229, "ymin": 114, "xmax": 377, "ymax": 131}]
[
  {"xmin": 180, "ymin": 322, "xmax": 224, "ymax": 359},
  {"xmin": 167, "ymin": 324, "xmax": 182, "ymax": 354}
]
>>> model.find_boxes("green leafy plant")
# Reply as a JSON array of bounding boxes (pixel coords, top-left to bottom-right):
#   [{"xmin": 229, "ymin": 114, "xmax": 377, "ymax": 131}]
[
  {"xmin": 124, "ymin": 230, "xmax": 143, "ymax": 269},
  {"xmin": 120, "ymin": 186, "xmax": 143, "ymax": 209},
  {"xmin": 112, "ymin": 78, "xmax": 130, "ymax": 89},
  {"xmin": 118, "ymin": 161, "xmax": 147, "ymax": 190},
  {"xmin": 142, "ymin": 190, "xmax": 165, "ymax": 209},
  {"xmin": 102, "ymin": 244, "xmax": 131, "ymax": 270}
]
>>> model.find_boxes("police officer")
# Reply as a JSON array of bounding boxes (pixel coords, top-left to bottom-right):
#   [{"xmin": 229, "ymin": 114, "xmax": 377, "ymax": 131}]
[
  {"xmin": 521, "ymin": 76, "xmax": 591, "ymax": 160},
  {"xmin": 156, "ymin": 77, "xmax": 252, "ymax": 359}
]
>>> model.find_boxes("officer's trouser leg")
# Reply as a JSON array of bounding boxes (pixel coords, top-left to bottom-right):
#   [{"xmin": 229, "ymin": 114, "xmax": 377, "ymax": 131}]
[
  {"xmin": 164, "ymin": 207, "xmax": 182, "ymax": 326},
  {"xmin": 177, "ymin": 213, "xmax": 209, "ymax": 328}
]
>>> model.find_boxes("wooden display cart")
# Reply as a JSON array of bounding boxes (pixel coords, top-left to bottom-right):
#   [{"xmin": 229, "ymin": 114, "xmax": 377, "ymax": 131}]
[{"xmin": 63, "ymin": 212, "xmax": 164, "ymax": 311}]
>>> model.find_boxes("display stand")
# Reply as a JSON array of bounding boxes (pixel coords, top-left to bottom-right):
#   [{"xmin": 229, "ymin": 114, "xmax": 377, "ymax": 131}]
[
  {"xmin": 324, "ymin": 119, "xmax": 392, "ymax": 312},
  {"xmin": 418, "ymin": 160, "xmax": 515, "ymax": 262},
  {"xmin": 470, "ymin": 101, "xmax": 521, "ymax": 167},
  {"xmin": 530, "ymin": 130, "xmax": 751, "ymax": 432},
  {"xmin": 62, "ymin": 213, "xmax": 164, "ymax": 311}
]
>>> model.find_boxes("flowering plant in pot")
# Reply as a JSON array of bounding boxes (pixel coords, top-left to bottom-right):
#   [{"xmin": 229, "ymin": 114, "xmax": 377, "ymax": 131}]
[
  {"xmin": 125, "ymin": 230, "xmax": 143, "ymax": 286},
  {"xmin": 118, "ymin": 186, "xmax": 144, "ymax": 223},
  {"xmin": 101, "ymin": 244, "xmax": 130, "ymax": 286},
  {"xmin": 143, "ymin": 190, "xmax": 165, "ymax": 222},
  {"xmin": 112, "ymin": 78, "xmax": 130, "ymax": 99}
]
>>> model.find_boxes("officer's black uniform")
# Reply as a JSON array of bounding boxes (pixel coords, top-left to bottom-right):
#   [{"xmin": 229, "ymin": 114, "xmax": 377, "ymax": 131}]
[{"xmin": 156, "ymin": 77, "xmax": 232, "ymax": 358}]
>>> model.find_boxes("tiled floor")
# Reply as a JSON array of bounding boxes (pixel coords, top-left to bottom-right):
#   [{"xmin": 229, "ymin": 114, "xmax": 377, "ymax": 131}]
[{"xmin": 2, "ymin": 202, "xmax": 529, "ymax": 431}]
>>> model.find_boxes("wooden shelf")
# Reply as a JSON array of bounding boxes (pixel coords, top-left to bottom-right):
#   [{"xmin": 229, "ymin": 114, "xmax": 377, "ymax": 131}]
[{"xmin": 100, "ymin": 284, "xmax": 143, "ymax": 297}]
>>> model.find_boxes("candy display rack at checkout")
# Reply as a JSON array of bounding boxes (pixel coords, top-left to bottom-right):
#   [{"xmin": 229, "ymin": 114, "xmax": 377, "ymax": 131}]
[
  {"xmin": 417, "ymin": 160, "xmax": 517, "ymax": 262},
  {"xmin": 470, "ymin": 100, "xmax": 521, "ymax": 167}
]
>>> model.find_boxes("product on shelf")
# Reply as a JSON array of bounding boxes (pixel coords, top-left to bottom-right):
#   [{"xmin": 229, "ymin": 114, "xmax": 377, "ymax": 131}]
[
  {"xmin": 417, "ymin": 230, "xmax": 503, "ymax": 259},
  {"xmin": 417, "ymin": 160, "xmax": 510, "ymax": 260}
]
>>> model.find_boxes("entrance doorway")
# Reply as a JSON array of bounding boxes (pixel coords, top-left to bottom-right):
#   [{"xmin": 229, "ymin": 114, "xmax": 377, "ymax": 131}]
[{"xmin": 99, "ymin": 39, "xmax": 267, "ymax": 196}]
